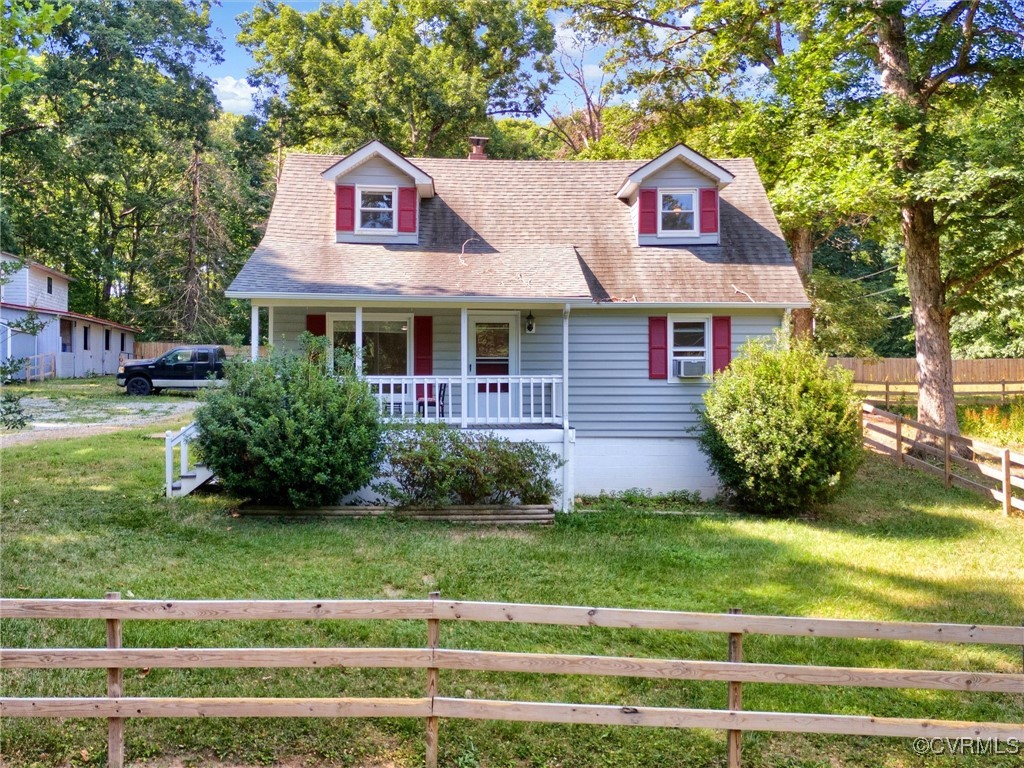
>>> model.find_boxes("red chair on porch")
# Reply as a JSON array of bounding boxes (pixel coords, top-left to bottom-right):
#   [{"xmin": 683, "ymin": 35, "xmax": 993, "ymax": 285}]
[{"xmin": 416, "ymin": 383, "xmax": 446, "ymax": 417}]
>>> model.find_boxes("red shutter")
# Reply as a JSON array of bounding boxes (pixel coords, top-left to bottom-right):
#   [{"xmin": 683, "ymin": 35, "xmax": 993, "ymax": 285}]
[
  {"xmin": 712, "ymin": 316, "xmax": 731, "ymax": 373},
  {"xmin": 306, "ymin": 314, "xmax": 327, "ymax": 337},
  {"xmin": 336, "ymin": 184, "xmax": 355, "ymax": 231},
  {"xmin": 398, "ymin": 187, "xmax": 417, "ymax": 233},
  {"xmin": 700, "ymin": 188, "xmax": 719, "ymax": 234},
  {"xmin": 638, "ymin": 188, "xmax": 658, "ymax": 235},
  {"xmin": 648, "ymin": 316, "xmax": 668, "ymax": 379},
  {"xmin": 413, "ymin": 315, "xmax": 433, "ymax": 400}
]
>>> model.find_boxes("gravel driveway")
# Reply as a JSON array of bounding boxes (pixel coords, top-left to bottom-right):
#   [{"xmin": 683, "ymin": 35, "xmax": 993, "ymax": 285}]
[{"xmin": 1, "ymin": 395, "xmax": 199, "ymax": 447}]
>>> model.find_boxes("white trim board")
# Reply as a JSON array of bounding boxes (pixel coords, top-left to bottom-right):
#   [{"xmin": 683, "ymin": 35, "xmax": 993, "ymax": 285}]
[{"xmin": 320, "ymin": 140, "xmax": 435, "ymax": 197}]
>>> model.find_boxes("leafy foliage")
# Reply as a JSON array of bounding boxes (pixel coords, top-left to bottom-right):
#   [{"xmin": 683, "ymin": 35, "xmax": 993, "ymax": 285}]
[
  {"xmin": 1, "ymin": 1, "xmax": 272, "ymax": 342},
  {"xmin": 0, "ymin": 389, "xmax": 28, "ymax": 430},
  {"xmin": 194, "ymin": 336, "xmax": 383, "ymax": 508},
  {"xmin": 239, "ymin": 0, "xmax": 556, "ymax": 155},
  {"xmin": 376, "ymin": 422, "xmax": 562, "ymax": 507},
  {"xmin": 699, "ymin": 338, "xmax": 863, "ymax": 515}
]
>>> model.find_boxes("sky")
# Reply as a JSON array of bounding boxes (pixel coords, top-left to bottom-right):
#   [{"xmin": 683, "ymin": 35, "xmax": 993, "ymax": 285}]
[{"xmin": 205, "ymin": 1, "xmax": 605, "ymax": 117}]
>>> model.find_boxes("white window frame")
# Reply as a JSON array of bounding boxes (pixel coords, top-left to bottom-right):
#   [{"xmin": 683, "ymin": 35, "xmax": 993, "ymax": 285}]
[
  {"xmin": 355, "ymin": 185, "xmax": 398, "ymax": 235},
  {"xmin": 667, "ymin": 314, "xmax": 711, "ymax": 378},
  {"xmin": 326, "ymin": 311, "xmax": 413, "ymax": 375},
  {"xmin": 657, "ymin": 188, "xmax": 699, "ymax": 238}
]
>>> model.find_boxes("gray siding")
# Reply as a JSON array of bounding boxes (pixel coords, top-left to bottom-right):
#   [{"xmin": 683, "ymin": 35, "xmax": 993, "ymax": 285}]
[
  {"xmin": 633, "ymin": 160, "xmax": 720, "ymax": 247},
  {"xmin": 335, "ymin": 156, "xmax": 418, "ymax": 245},
  {"xmin": 566, "ymin": 308, "xmax": 783, "ymax": 438},
  {"xmin": 268, "ymin": 304, "xmax": 782, "ymax": 438}
]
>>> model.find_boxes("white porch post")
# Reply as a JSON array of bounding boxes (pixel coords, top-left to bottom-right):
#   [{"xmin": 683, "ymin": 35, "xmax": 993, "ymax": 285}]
[
  {"xmin": 562, "ymin": 303, "xmax": 573, "ymax": 512},
  {"xmin": 250, "ymin": 304, "xmax": 259, "ymax": 360},
  {"xmin": 460, "ymin": 307, "xmax": 468, "ymax": 428},
  {"xmin": 562, "ymin": 303, "xmax": 570, "ymax": 428},
  {"xmin": 354, "ymin": 306, "xmax": 363, "ymax": 375},
  {"xmin": 267, "ymin": 305, "xmax": 275, "ymax": 349}
]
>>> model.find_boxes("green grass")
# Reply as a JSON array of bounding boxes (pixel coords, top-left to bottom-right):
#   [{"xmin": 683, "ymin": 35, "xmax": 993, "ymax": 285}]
[{"xmin": 1, "ymin": 432, "xmax": 1022, "ymax": 767}]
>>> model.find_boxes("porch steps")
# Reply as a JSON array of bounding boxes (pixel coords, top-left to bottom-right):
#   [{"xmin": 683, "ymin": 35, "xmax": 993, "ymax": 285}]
[
  {"xmin": 238, "ymin": 504, "xmax": 555, "ymax": 524},
  {"xmin": 170, "ymin": 464, "xmax": 216, "ymax": 497}
]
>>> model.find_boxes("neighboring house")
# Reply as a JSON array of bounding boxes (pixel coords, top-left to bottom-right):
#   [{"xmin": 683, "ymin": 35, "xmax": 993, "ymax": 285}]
[
  {"xmin": 0, "ymin": 252, "xmax": 138, "ymax": 378},
  {"xmin": 226, "ymin": 139, "xmax": 808, "ymax": 504}
]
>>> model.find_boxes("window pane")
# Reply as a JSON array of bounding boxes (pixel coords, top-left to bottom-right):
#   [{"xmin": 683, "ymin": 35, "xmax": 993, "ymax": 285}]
[
  {"xmin": 360, "ymin": 191, "xmax": 393, "ymax": 209},
  {"xmin": 662, "ymin": 210, "xmax": 695, "ymax": 231},
  {"xmin": 360, "ymin": 210, "xmax": 394, "ymax": 229},
  {"xmin": 661, "ymin": 192, "xmax": 693, "ymax": 212},
  {"xmin": 475, "ymin": 323, "xmax": 509, "ymax": 359},
  {"xmin": 333, "ymin": 319, "xmax": 408, "ymax": 375},
  {"xmin": 673, "ymin": 323, "xmax": 705, "ymax": 348}
]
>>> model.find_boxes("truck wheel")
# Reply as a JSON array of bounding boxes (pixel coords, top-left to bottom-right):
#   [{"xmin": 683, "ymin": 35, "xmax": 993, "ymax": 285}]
[{"xmin": 126, "ymin": 377, "xmax": 152, "ymax": 396}]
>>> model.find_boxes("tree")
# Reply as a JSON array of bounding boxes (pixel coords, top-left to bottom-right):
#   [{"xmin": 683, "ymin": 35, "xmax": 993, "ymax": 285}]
[
  {"xmin": 0, "ymin": 0, "xmax": 71, "ymax": 134},
  {"xmin": 238, "ymin": 0, "xmax": 557, "ymax": 155},
  {"xmin": 562, "ymin": 1, "xmax": 1024, "ymax": 433},
  {"xmin": 1, "ymin": 1, "xmax": 272, "ymax": 342}
]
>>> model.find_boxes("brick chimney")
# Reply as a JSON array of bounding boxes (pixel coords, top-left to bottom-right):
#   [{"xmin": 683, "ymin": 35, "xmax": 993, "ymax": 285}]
[{"xmin": 468, "ymin": 136, "xmax": 489, "ymax": 160}]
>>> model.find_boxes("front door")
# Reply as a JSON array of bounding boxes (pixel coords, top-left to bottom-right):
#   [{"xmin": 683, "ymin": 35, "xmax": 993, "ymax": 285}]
[{"xmin": 468, "ymin": 314, "xmax": 519, "ymax": 419}]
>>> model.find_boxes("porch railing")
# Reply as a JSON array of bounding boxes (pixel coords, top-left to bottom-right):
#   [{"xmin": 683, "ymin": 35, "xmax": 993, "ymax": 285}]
[{"xmin": 364, "ymin": 375, "xmax": 564, "ymax": 427}]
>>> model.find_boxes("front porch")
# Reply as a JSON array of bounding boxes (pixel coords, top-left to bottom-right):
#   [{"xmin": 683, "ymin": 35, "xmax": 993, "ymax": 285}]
[{"xmin": 252, "ymin": 303, "xmax": 571, "ymax": 430}]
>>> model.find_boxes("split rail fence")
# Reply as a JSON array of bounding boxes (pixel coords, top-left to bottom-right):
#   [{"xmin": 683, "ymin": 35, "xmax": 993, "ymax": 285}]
[
  {"xmin": 862, "ymin": 403, "xmax": 1024, "ymax": 515},
  {"xmin": 2, "ymin": 595, "xmax": 1023, "ymax": 768}
]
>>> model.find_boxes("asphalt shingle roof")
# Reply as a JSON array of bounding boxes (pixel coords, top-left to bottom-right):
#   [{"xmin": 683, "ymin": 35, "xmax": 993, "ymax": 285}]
[{"xmin": 228, "ymin": 153, "xmax": 808, "ymax": 305}]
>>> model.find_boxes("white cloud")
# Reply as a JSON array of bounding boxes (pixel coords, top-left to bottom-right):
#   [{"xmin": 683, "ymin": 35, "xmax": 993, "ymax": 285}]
[
  {"xmin": 554, "ymin": 21, "xmax": 584, "ymax": 55},
  {"xmin": 214, "ymin": 75, "xmax": 256, "ymax": 115}
]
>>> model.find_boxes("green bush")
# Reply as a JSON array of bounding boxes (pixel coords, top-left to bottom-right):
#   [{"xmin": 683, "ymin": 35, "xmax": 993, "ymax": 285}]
[
  {"xmin": 698, "ymin": 338, "xmax": 863, "ymax": 515},
  {"xmin": 376, "ymin": 422, "xmax": 563, "ymax": 507},
  {"xmin": 194, "ymin": 335, "xmax": 383, "ymax": 508}
]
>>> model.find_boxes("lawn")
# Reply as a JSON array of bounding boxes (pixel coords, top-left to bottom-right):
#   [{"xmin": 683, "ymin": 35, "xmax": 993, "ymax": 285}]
[{"xmin": 1, "ymin": 430, "xmax": 1022, "ymax": 767}]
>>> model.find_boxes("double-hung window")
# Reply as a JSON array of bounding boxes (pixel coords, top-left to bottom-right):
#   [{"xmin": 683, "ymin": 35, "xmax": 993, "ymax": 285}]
[
  {"xmin": 356, "ymin": 187, "xmax": 396, "ymax": 232},
  {"xmin": 669, "ymin": 316, "xmax": 710, "ymax": 377},
  {"xmin": 658, "ymin": 189, "xmax": 697, "ymax": 236}
]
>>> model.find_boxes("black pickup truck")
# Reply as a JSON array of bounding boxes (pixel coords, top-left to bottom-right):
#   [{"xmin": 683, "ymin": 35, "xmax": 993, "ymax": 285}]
[{"xmin": 117, "ymin": 345, "xmax": 227, "ymax": 395}]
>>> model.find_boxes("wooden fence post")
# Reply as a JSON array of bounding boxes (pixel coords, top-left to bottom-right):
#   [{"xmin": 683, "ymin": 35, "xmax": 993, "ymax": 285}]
[
  {"xmin": 884, "ymin": 382, "xmax": 890, "ymax": 410},
  {"xmin": 1003, "ymin": 449, "xmax": 1012, "ymax": 517},
  {"xmin": 944, "ymin": 433, "xmax": 952, "ymax": 488},
  {"xmin": 105, "ymin": 592, "xmax": 124, "ymax": 768},
  {"xmin": 1002, "ymin": 380, "xmax": 1007, "ymax": 405},
  {"xmin": 727, "ymin": 607, "xmax": 743, "ymax": 768},
  {"xmin": 425, "ymin": 591, "xmax": 440, "ymax": 768},
  {"xmin": 895, "ymin": 415, "xmax": 904, "ymax": 465}
]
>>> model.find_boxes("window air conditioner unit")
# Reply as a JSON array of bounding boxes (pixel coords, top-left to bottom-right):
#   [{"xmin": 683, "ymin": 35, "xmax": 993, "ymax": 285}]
[{"xmin": 674, "ymin": 358, "xmax": 706, "ymax": 378}]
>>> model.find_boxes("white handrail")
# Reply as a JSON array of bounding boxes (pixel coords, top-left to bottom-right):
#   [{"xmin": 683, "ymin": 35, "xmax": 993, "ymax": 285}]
[
  {"xmin": 164, "ymin": 422, "xmax": 200, "ymax": 497},
  {"xmin": 363, "ymin": 375, "xmax": 563, "ymax": 426}
]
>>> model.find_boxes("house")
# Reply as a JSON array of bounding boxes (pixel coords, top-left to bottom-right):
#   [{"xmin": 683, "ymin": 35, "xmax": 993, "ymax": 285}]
[
  {"xmin": 0, "ymin": 252, "xmax": 138, "ymax": 378},
  {"xmin": 225, "ymin": 139, "xmax": 808, "ymax": 506}
]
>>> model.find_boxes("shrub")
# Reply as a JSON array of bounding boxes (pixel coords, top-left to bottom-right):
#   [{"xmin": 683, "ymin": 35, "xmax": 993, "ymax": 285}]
[
  {"xmin": 376, "ymin": 423, "xmax": 563, "ymax": 507},
  {"xmin": 698, "ymin": 337, "xmax": 863, "ymax": 515},
  {"xmin": 194, "ymin": 334, "xmax": 383, "ymax": 508}
]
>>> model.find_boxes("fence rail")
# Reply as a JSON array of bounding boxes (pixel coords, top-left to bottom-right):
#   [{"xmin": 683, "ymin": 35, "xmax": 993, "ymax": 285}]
[
  {"xmin": 2, "ymin": 595, "xmax": 1022, "ymax": 768},
  {"xmin": 831, "ymin": 357, "xmax": 1024, "ymax": 384},
  {"xmin": 861, "ymin": 403, "xmax": 1024, "ymax": 515},
  {"xmin": 24, "ymin": 352, "xmax": 56, "ymax": 382}
]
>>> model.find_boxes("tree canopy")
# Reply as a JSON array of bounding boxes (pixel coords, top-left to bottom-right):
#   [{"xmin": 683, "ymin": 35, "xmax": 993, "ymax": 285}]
[{"xmin": 238, "ymin": 0, "xmax": 557, "ymax": 155}]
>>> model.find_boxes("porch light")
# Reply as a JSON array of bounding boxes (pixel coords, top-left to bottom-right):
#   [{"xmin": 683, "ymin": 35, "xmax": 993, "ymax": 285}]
[{"xmin": 525, "ymin": 312, "xmax": 536, "ymax": 334}]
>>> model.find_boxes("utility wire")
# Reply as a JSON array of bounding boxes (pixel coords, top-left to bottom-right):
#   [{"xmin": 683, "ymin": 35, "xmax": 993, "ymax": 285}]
[{"xmin": 850, "ymin": 264, "xmax": 898, "ymax": 281}]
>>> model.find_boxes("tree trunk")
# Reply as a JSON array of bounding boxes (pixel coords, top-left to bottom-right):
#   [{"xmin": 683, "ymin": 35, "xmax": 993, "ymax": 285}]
[
  {"xmin": 787, "ymin": 226, "xmax": 814, "ymax": 340},
  {"xmin": 903, "ymin": 200, "xmax": 959, "ymax": 434},
  {"xmin": 874, "ymin": 3, "xmax": 959, "ymax": 435}
]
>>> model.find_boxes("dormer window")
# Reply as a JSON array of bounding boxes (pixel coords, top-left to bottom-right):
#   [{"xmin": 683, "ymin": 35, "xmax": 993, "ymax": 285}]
[
  {"xmin": 357, "ymin": 187, "xmax": 397, "ymax": 232},
  {"xmin": 659, "ymin": 190, "xmax": 697, "ymax": 236}
]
